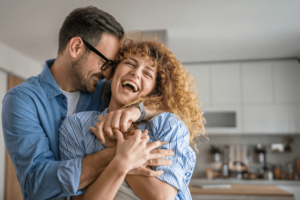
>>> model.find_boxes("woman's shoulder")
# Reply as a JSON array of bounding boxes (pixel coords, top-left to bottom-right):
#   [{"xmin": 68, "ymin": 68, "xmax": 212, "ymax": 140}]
[
  {"xmin": 149, "ymin": 112, "xmax": 189, "ymax": 140},
  {"xmin": 150, "ymin": 112, "xmax": 186, "ymax": 129}
]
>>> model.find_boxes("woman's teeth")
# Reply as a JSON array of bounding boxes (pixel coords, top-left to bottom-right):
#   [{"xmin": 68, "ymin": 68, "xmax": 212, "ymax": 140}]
[{"xmin": 122, "ymin": 81, "xmax": 138, "ymax": 92}]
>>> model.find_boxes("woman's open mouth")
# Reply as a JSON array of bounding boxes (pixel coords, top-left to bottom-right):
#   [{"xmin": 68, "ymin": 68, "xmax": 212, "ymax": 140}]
[{"xmin": 122, "ymin": 81, "xmax": 139, "ymax": 93}]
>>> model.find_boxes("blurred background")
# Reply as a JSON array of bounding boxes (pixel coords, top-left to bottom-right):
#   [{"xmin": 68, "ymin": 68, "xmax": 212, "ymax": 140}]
[{"xmin": 1, "ymin": 0, "xmax": 300, "ymax": 199}]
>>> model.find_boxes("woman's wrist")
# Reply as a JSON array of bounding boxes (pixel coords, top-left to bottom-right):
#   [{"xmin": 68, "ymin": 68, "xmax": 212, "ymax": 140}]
[{"xmin": 110, "ymin": 156, "xmax": 131, "ymax": 175}]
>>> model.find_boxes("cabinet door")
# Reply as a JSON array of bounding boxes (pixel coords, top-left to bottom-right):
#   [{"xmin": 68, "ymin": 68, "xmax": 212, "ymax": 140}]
[
  {"xmin": 211, "ymin": 63, "xmax": 241, "ymax": 105},
  {"xmin": 290, "ymin": 104, "xmax": 300, "ymax": 133},
  {"xmin": 242, "ymin": 61, "xmax": 273, "ymax": 104},
  {"xmin": 273, "ymin": 60, "xmax": 300, "ymax": 103},
  {"xmin": 243, "ymin": 105, "xmax": 291, "ymax": 133},
  {"xmin": 184, "ymin": 64, "xmax": 210, "ymax": 105}
]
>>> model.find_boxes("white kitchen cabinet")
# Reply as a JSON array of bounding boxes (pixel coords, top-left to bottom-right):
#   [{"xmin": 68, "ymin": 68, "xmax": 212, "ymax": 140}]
[
  {"xmin": 242, "ymin": 61, "xmax": 273, "ymax": 104},
  {"xmin": 211, "ymin": 63, "xmax": 241, "ymax": 105},
  {"xmin": 184, "ymin": 64, "xmax": 210, "ymax": 105},
  {"xmin": 243, "ymin": 105, "xmax": 293, "ymax": 133},
  {"xmin": 290, "ymin": 104, "xmax": 300, "ymax": 133},
  {"xmin": 273, "ymin": 60, "xmax": 300, "ymax": 103}
]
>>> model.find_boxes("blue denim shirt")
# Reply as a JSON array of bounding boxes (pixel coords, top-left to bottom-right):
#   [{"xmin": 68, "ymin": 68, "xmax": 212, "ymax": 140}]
[{"xmin": 2, "ymin": 59, "xmax": 108, "ymax": 200}]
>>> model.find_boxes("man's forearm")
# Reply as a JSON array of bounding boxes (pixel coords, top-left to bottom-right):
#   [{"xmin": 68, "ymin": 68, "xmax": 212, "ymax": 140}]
[
  {"xmin": 125, "ymin": 174, "xmax": 177, "ymax": 200},
  {"xmin": 79, "ymin": 146, "xmax": 116, "ymax": 189}
]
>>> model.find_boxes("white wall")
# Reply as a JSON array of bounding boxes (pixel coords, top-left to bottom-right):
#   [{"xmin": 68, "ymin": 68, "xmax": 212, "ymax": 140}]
[
  {"xmin": 0, "ymin": 71, "xmax": 7, "ymax": 200},
  {"xmin": 0, "ymin": 41, "xmax": 42, "ymax": 199},
  {"xmin": 0, "ymin": 41, "xmax": 41, "ymax": 79}
]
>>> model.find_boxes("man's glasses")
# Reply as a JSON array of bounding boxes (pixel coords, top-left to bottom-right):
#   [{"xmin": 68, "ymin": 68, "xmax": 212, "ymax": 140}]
[{"xmin": 81, "ymin": 38, "xmax": 115, "ymax": 71}]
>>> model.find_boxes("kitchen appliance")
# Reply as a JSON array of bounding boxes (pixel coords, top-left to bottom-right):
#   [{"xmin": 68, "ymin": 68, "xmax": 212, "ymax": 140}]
[
  {"xmin": 209, "ymin": 145, "xmax": 221, "ymax": 162},
  {"xmin": 229, "ymin": 161, "xmax": 247, "ymax": 179},
  {"xmin": 255, "ymin": 144, "xmax": 266, "ymax": 164}
]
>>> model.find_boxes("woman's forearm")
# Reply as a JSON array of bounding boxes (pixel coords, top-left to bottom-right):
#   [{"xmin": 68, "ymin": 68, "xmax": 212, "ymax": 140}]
[
  {"xmin": 125, "ymin": 173, "xmax": 177, "ymax": 200},
  {"xmin": 144, "ymin": 107, "xmax": 164, "ymax": 120},
  {"xmin": 73, "ymin": 159, "xmax": 127, "ymax": 200}
]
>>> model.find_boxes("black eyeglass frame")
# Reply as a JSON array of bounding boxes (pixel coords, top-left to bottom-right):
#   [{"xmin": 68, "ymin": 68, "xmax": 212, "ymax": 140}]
[{"xmin": 81, "ymin": 38, "xmax": 115, "ymax": 71}]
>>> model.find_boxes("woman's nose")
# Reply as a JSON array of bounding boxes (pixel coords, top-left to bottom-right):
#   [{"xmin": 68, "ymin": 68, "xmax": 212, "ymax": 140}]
[{"xmin": 131, "ymin": 68, "xmax": 141, "ymax": 79}]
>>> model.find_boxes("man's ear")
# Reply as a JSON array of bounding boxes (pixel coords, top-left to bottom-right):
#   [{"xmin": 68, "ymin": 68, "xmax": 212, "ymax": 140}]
[{"xmin": 68, "ymin": 37, "xmax": 85, "ymax": 59}]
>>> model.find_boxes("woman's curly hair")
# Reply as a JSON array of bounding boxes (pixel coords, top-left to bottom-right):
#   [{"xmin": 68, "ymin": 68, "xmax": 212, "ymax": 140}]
[{"xmin": 107, "ymin": 33, "xmax": 206, "ymax": 152}]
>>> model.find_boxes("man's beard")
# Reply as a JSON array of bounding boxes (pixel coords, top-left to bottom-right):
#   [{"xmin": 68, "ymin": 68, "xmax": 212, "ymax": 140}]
[{"xmin": 69, "ymin": 56, "xmax": 104, "ymax": 94}]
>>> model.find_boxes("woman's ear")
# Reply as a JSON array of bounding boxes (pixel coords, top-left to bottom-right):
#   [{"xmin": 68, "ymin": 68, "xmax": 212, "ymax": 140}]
[{"xmin": 68, "ymin": 37, "xmax": 85, "ymax": 59}]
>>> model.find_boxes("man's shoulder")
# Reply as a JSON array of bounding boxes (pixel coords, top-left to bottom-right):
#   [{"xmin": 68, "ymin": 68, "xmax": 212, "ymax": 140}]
[
  {"xmin": 6, "ymin": 75, "xmax": 43, "ymax": 98},
  {"xmin": 3, "ymin": 75, "xmax": 44, "ymax": 105}
]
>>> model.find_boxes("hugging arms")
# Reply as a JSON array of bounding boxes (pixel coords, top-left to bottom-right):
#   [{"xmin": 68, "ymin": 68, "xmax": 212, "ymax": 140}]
[{"xmin": 59, "ymin": 37, "xmax": 205, "ymax": 200}]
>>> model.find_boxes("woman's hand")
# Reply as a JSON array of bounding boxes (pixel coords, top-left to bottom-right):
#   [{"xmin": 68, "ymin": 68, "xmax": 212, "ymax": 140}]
[
  {"xmin": 91, "ymin": 115, "xmax": 148, "ymax": 148},
  {"xmin": 93, "ymin": 116, "xmax": 117, "ymax": 148},
  {"xmin": 113, "ymin": 129, "xmax": 166, "ymax": 173},
  {"xmin": 90, "ymin": 108, "xmax": 140, "ymax": 143}
]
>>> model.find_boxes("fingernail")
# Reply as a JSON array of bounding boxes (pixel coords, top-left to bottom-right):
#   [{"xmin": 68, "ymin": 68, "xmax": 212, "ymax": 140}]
[{"xmin": 161, "ymin": 142, "xmax": 168, "ymax": 145}]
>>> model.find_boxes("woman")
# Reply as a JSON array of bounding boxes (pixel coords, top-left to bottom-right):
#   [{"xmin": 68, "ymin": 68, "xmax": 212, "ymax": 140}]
[{"xmin": 59, "ymin": 36, "xmax": 205, "ymax": 200}]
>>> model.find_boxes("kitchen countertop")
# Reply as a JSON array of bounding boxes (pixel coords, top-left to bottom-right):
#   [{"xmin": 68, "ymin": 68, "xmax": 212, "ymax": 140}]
[
  {"xmin": 190, "ymin": 184, "xmax": 294, "ymax": 200},
  {"xmin": 189, "ymin": 178, "xmax": 299, "ymax": 200},
  {"xmin": 190, "ymin": 178, "xmax": 300, "ymax": 186}
]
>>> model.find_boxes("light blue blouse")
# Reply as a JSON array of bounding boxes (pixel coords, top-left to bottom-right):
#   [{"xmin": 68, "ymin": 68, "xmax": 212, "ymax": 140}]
[{"xmin": 59, "ymin": 108, "xmax": 196, "ymax": 200}]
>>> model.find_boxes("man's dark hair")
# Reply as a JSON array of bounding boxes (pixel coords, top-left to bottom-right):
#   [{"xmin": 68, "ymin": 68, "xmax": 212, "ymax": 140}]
[{"xmin": 58, "ymin": 6, "xmax": 124, "ymax": 54}]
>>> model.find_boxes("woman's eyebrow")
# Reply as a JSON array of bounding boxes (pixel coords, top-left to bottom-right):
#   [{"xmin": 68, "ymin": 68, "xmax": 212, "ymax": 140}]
[
  {"xmin": 129, "ymin": 57, "xmax": 154, "ymax": 73},
  {"xmin": 129, "ymin": 57, "xmax": 138, "ymax": 64},
  {"xmin": 145, "ymin": 66, "xmax": 154, "ymax": 73}
]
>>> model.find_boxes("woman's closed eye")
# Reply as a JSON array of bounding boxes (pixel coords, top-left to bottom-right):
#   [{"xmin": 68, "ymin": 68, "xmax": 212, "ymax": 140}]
[
  {"xmin": 144, "ymin": 71, "xmax": 153, "ymax": 78},
  {"xmin": 126, "ymin": 62, "xmax": 136, "ymax": 68}
]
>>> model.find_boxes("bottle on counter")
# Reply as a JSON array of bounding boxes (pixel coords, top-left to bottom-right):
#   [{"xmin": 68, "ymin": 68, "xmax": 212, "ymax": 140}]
[{"xmin": 221, "ymin": 145, "xmax": 229, "ymax": 178}]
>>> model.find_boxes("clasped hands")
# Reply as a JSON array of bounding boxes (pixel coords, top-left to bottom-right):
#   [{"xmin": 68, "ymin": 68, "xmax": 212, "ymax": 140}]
[{"xmin": 90, "ymin": 107, "xmax": 174, "ymax": 177}]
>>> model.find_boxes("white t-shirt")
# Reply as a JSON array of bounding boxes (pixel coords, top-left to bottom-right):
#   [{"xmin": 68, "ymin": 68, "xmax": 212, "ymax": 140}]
[{"xmin": 60, "ymin": 89, "xmax": 80, "ymax": 117}]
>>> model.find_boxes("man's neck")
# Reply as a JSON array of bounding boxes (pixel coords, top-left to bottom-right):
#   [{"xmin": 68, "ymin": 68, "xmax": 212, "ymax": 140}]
[{"xmin": 50, "ymin": 57, "xmax": 78, "ymax": 92}]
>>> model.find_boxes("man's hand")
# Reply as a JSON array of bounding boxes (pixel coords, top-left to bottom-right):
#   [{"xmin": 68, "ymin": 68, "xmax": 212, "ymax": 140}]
[
  {"xmin": 90, "ymin": 107, "xmax": 141, "ymax": 142},
  {"xmin": 127, "ymin": 146, "xmax": 174, "ymax": 177}
]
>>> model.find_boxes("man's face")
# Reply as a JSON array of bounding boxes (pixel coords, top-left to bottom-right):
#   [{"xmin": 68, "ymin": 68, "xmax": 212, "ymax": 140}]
[{"xmin": 70, "ymin": 34, "xmax": 120, "ymax": 93}]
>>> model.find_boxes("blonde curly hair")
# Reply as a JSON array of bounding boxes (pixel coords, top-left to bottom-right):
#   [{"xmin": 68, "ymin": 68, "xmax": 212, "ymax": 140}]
[{"xmin": 107, "ymin": 34, "xmax": 205, "ymax": 152}]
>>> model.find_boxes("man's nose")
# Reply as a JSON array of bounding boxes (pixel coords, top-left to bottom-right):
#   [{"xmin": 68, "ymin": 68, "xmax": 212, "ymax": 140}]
[{"xmin": 103, "ymin": 67, "xmax": 112, "ymax": 79}]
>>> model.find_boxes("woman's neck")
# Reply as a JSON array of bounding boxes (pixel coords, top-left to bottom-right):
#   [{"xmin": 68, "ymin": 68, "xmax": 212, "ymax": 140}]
[{"xmin": 108, "ymin": 99, "xmax": 122, "ymax": 113}]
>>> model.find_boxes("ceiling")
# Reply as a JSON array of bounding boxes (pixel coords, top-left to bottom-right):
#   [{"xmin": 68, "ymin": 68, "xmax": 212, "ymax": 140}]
[{"xmin": 1, "ymin": 0, "xmax": 300, "ymax": 65}]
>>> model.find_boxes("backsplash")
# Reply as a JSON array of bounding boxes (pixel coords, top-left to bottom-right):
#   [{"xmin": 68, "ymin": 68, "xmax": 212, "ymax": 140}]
[{"xmin": 192, "ymin": 134, "xmax": 300, "ymax": 178}]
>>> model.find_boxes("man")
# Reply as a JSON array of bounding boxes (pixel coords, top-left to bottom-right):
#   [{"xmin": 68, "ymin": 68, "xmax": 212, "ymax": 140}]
[{"xmin": 2, "ymin": 6, "xmax": 172, "ymax": 200}]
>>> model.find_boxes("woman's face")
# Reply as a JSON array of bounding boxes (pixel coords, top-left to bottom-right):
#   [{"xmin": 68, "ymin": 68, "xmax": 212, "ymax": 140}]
[{"xmin": 110, "ymin": 54, "xmax": 157, "ymax": 108}]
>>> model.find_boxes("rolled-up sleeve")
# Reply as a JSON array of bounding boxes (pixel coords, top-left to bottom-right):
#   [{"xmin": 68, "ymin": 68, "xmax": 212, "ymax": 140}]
[
  {"xmin": 2, "ymin": 92, "xmax": 82, "ymax": 199},
  {"xmin": 150, "ymin": 113, "xmax": 196, "ymax": 192}
]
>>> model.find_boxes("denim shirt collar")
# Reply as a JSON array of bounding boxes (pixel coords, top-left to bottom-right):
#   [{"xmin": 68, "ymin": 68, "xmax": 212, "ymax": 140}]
[{"xmin": 40, "ymin": 59, "xmax": 63, "ymax": 99}]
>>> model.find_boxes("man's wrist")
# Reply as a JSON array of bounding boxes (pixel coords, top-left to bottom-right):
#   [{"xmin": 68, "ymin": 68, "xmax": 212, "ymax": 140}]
[{"xmin": 79, "ymin": 146, "xmax": 116, "ymax": 189}]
